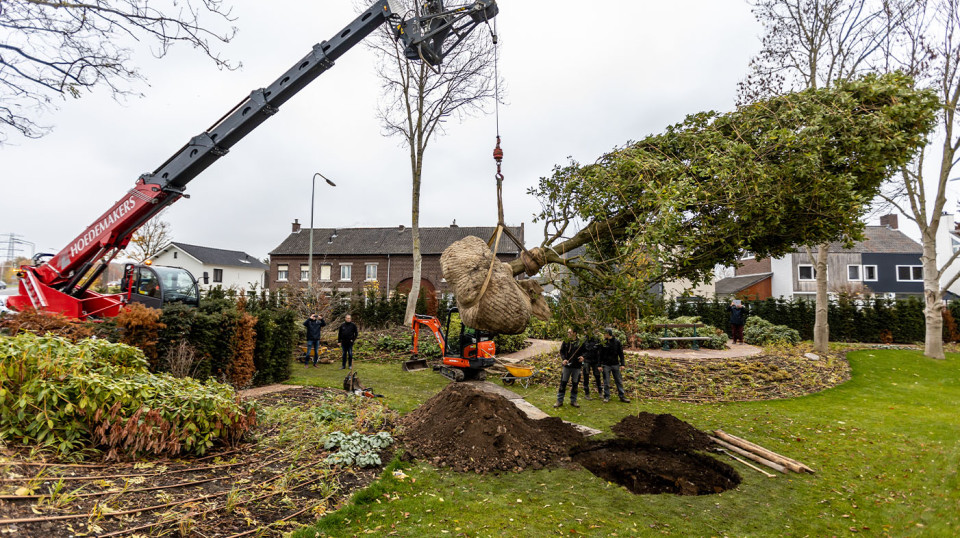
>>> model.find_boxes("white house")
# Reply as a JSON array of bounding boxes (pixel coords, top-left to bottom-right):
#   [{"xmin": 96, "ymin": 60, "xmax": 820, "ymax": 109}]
[
  {"xmin": 150, "ymin": 242, "xmax": 267, "ymax": 291},
  {"xmin": 935, "ymin": 212, "xmax": 960, "ymax": 299}
]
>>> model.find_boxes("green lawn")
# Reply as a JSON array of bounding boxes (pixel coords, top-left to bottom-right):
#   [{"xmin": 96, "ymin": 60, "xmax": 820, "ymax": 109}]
[{"xmin": 288, "ymin": 350, "xmax": 960, "ymax": 537}]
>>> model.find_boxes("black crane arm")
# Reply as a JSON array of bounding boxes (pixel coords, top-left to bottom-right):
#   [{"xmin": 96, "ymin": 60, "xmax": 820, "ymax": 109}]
[{"xmin": 143, "ymin": 0, "xmax": 498, "ymax": 196}]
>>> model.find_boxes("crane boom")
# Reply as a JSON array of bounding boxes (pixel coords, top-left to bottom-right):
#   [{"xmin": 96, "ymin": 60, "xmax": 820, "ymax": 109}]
[{"xmin": 10, "ymin": 0, "xmax": 498, "ymax": 319}]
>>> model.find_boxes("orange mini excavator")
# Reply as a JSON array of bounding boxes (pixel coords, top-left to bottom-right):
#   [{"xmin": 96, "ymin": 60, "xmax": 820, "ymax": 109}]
[{"xmin": 406, "ymin": 308, "xmax": 496, "ymax": 382}]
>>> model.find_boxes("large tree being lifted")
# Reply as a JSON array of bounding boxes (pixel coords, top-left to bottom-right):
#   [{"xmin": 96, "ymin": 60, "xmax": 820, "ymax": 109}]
[{"xmin": 510, "ymin": 74, "xmax": 938, "ymax": 292}]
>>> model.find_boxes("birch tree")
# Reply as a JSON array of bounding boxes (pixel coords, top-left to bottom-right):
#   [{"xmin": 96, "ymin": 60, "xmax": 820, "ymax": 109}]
[
  {"xmin": 878, "ymin": 0, "xmax": 960, "ymax": 359},
  {"xmin": 369, "ymin": 0, "xmax": 498, "ymax": 325}
]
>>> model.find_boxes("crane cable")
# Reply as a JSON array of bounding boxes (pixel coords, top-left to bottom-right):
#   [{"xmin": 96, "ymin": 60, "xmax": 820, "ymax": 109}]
[{"xmin": 482, "ymin": 16, "xmax": 541, "ymax": 288}]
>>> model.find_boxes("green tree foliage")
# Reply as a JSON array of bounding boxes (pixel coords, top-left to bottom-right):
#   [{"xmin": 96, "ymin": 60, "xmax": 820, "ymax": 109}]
[{"xmin": 525, "ymin": 74, "xmax": 939, "ymax": 292}]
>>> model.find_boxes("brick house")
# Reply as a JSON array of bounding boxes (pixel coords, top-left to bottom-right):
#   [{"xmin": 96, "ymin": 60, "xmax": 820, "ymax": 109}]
[
  {"xmin": 715, "ymin": 215, "xmax": 923, "ymax": 300},
  {"xmin": 267, "ymin": 220, "xmax": 524, "ymax": 300}
]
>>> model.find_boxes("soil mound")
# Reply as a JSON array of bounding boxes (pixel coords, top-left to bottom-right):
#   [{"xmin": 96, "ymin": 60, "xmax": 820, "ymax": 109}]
[
  {"xmin": 400, "ymin": 383, "xmax": 583, "ymax": 473},
  {"xmin": 611, "ymin": 412, "xmax": 714, "ymax": 451},
  {"xmin": 571, "ymin": 439, "xmax": 740, "ymax": 495}
]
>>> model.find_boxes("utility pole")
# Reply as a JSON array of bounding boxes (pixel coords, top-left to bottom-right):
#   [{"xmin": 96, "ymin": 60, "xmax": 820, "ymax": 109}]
[{"xmin": 0, "ymin": 233, "xmax": 35, "ymax": 282}]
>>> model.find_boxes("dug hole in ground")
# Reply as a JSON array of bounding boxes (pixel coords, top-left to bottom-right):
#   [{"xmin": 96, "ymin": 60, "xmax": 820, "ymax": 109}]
[{"xmin": 399, "ymin": 383, "xmax": 740, "ymax": 495}]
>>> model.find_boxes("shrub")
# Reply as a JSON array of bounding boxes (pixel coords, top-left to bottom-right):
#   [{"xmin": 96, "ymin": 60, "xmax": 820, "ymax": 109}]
[
  {"xmin": 0, "ymin": 308, "xmax": 97, "ymax": 341},
  {"xmin": 114, "ymin": 303, "xmax": 165, "ymax": 369},
  {"xmin": 227, "ymin": 297, "xmax": 257, "ymax": 388},
  {"xmin": 743, "ymin": 317, "xmax": 801, "ymax": 346},
  {"xmin": 0, "ymin": 333, "xmax": 255, "ymax": 458}
]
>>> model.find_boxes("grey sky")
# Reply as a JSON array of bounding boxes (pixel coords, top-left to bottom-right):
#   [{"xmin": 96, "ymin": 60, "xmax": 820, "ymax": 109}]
[{"xmin": 1, "ymin": 1, "xmax": 762, "ymax": 261}]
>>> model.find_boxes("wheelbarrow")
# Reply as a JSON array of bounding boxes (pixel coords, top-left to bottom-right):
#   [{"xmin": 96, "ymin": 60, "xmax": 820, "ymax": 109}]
[{"xmin": 501, "ymin": 364, "xmax": 536, "ymax": 389}]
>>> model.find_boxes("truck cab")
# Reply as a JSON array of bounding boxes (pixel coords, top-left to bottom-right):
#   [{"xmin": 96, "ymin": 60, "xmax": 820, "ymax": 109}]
[{"xmin": 122, "ymin": 263, "xmax": 199, "ymax": 309}]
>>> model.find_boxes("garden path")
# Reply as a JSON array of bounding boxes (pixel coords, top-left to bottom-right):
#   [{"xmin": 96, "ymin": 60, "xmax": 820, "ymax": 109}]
[
  {"xmin": 629, "ymin": 341, "xmax": 762, "ymax": 359},
  {"xmin": 239, "ymin": 384, "xmax": 303, "ymax": 399},
  {"xmin": 498, "ymin": 338, "xmax": 560, "ymax": 364}
]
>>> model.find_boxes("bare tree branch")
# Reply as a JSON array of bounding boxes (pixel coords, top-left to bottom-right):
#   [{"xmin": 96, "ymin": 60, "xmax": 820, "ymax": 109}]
[{"xmin": 0, "ymin": 0, "xmax": 238, "ymax": 142}]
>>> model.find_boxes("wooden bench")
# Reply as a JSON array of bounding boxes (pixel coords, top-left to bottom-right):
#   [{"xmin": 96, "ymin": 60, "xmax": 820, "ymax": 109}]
[{"xmin": 652, "ymin": 323, "xmax": 711, "ymax": 351}]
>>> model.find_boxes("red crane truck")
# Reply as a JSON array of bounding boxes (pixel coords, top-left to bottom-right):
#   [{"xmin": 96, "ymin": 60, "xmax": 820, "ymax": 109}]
[{"xmin": 8, "ymin": 0, "xmax": 499, "ymax": 320}]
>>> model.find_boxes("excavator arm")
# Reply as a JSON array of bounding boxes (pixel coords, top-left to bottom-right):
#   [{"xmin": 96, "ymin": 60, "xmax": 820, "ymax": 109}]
[{"xmin": 10, "ymin": 0, "xmax": 498, "ymax": 320}]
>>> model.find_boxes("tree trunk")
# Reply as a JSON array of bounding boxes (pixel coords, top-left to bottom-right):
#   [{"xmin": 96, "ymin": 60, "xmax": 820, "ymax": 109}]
[
  {"xmin": 922, "ymin": 231, "xmax": 945, "ymax": 359},
  {"xmin": 813, "ymin": 245, "xmax": 829, "ymax": 353},
  {"xmin": 404, "ymin": 169, "xmax": 422, "ymax": 326}
]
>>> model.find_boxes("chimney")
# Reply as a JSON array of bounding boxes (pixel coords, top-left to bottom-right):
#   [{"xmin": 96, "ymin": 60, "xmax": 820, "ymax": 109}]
[
  {"xmin": 292, "ymin": 219, "xmax": 301, "ymax": 233},
  {"xmin": 450, "ymin": 219, "xmax": 458, "ymax": 228},
  {"xmin": 880, "ymin": 214, "xmax": 899, "ymax": 230}
]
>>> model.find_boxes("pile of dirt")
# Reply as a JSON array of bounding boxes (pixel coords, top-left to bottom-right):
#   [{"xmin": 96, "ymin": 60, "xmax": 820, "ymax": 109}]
[
  {"xmin": 571, "ymin": 439, "xmax": 740, "ymax": 495},
  {"xmin": 611, "ymin": 412, "xmax": 714, "ymax": 451},
  {"xmin": 400, "ymin": 383, "xmax": 583, "ymax": 473}
]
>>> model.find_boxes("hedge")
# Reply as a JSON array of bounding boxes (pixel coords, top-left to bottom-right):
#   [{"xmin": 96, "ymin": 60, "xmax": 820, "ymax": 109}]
[{"xmin": 669, "ymin": 296, "xmax": 934, "ymax": 344}]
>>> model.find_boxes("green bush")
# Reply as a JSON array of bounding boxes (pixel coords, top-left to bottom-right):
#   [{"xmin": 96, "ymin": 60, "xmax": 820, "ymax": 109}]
[
  {"xmin": 743, "ymin": 317, "xmax": 801, "ymax": 346},
  {"xmin": 0, "ymin": 333, "xmax": 255, "ymax": 458}
]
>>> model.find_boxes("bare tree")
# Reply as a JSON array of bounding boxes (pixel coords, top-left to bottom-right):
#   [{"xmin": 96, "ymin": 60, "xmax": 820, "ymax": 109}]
[
  {"xmin": 368, "ymin": 0, "xmax": 499, "ymax": 326},
  {"xmin": 741, "ymin": 0, "xmax": 900, "ymax": 353},
  {"xmin": 878, "ymin": 0, "xmax": 960, "ymax": 359},
  {"xmin": 128, "ymin": 213, "xmax": 173, "ymax": 262},
  {"xmin": 0, "ymin": 0, "xmax": 237, "ymax": 142}
]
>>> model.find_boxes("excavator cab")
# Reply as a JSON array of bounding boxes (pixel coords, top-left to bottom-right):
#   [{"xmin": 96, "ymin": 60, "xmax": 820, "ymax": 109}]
[
  {"xmin": 122, "ymin": 263, "xmax": 199, "ymax": 309},
  {"xmin": 408, "ymin": 308, "xmax": 496, "ymax": 381}
]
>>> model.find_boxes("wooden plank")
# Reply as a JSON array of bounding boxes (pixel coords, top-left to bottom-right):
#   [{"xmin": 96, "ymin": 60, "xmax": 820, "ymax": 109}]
[
  {"xmin": 714, "ymin": 430, "xmax": 814, "ymax": 473},
  {"xmin": 718, "ymin": 449, "xmax": 776, "ymax": 477},
  {"xmin": 708, "ymin": 437, "xmax": 788, "ymax": 473},
  {"xmin": 652, "ymin": 323, "xmax": 705, "ymax": 328},
  {"xmin": 659, "ymin": 337, "xmax": 712, "ymax": 341}
]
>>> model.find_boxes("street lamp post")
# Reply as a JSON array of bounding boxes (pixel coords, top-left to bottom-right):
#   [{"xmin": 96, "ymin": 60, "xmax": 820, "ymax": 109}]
[{"xmin": 309, "ymin": 172, "xmax": 337, "ymax": 297}]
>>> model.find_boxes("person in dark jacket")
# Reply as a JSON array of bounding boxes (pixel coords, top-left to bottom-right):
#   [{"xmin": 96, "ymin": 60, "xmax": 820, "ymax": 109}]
[
  {"xmin": 600, "ymin": 328, "xmax": 630, "ymax": 403},
  {"xmin": 337, "ymin": 314, "xmax": 359, "ymax": 369},
  {"xmin": 728, "ymin": 300, "xmax": 748, "ymax": 344},
  {"xmin": 303, "ymin": 313, "xmax": 327, "ymax": 366},
  {"xmin": 554, "ymin": 328, "xmax": 584, "ymax": 408},
  {"xmin": 580, "ymin": 337, "xmax": 602, "ymax": 400}
]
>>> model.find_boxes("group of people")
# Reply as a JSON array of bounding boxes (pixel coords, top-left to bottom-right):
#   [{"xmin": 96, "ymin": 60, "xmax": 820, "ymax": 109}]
[
  {"xmin": 555, "ymin": 327, "xmax": 631, "ymax": 408},
  {"xmin": 555, "ymin": 300, "xmax": 750, "ymax": 407},
  {"xmin": 302, "ymin": 313, "xmax": 359, "ymax": 369}
]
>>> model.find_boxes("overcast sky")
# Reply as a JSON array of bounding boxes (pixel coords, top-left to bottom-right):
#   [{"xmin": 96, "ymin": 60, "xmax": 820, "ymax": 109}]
[{"xmin": 3, "ymin": 1, "xmax": 771, "ymax": 261}]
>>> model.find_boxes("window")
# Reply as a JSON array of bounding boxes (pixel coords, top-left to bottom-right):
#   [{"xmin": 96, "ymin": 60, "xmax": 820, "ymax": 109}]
[
  {"xmin": 953, "ymin": 237, "xmax": 960, "ymax": 254},
  {"xmin": 173, "ymin": 251, "xmax": 178, "ymax": 259},
  {"xmin": 340, "ymin": 264, "xmax": 352, "ymax": 281},
  {"xmin": 896, "ymin": 265, "xmax": 923, "ymax": 282},
  {"xmin": 742, "ymin": 251, "xmax": 755, "ymax": 260},
  {"xmin": 300, "ymin": 264, "xmax": 310, "ymax": 282},
  {"xmin": 798, "ymin": 264, "xmax": 816, "ymax": 281},
  {"xmin": 847, "ymin": 265, "xmax": 861, "ymax": 281},
  {"xmin": 319, "ymin": 265, "xmax": 332, "ymax": 281},
  {"xmin": 213, "ymin": 268, "xmax": 223, "ymax": 283},
  {"xmin": 365, "ymin": 263, "xmax": 377, "ymax": 281},
  {"xmin": 277, "ymin": 264, "xmax": 288, "ymax": 282},
  {"xmin": 863, "ymin": 265, "xmax": 878, "ymax": 281}
]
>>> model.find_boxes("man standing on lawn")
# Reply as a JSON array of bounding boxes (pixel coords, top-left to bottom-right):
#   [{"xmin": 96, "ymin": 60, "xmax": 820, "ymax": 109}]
[
  {"xmin": 303, "ymin": 313, "xmax": 327, "ymax": 367},
  {"xmin": 338, "ymin": 314, "xmax": 359, "ymax": 370},
  {"xmin": 554, "ymin": 328, "xmax": 584, "ymax": 408},
  {"xmin": 580, "ymin": 335, "xmax": 603, "ymax": 400},
  {"xmin": 600, "ymin": 328, "xmax": 630, "ymax": 403},
  {"xmin": 728, "ymin": 300, "xmax": 748, "ymax": 344}
]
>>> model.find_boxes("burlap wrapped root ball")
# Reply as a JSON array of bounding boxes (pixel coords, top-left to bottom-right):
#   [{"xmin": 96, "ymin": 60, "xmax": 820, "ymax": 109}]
[{"xmin": 440, "ymin": 236, "xmax": 551, "ymax": 334}]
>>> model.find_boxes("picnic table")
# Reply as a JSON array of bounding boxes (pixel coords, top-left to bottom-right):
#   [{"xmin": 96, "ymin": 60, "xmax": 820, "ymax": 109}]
[{"xmin": 653, "ymin": 323, "xmax": 711, "ymax": 351}]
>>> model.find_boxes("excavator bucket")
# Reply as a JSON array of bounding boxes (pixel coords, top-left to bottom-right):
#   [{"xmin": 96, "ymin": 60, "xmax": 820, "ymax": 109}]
[{"xmin": 402, "ymin": 358, "xmax": 429, "ymax": 372}]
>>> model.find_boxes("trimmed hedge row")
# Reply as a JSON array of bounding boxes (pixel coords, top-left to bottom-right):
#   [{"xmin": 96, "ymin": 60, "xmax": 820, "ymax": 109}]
[{"xmin": 670, "ymin": 296, "xmax": 932, "ymax": 344}]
